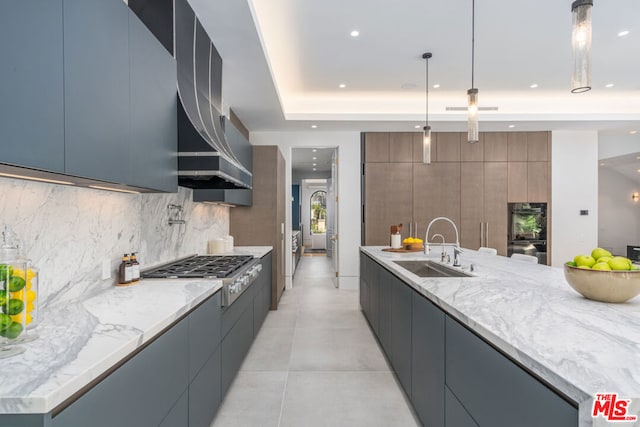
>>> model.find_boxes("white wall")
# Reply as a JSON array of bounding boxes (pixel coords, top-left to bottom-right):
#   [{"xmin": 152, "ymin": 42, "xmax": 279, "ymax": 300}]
[
  {"xmin": 551, "ymin": 131, "xmax": 599, "ymax": 266},
  {"xmin": 598, "ymin": 133, "xmax": 640, "ymax": 160},
  {"xmin": 598, "ymin": 168, "xmax": 640, "ymax": 256},
  {"xmin": 250, "ymin": 131, "xmax": 361, "ymax": 289}
]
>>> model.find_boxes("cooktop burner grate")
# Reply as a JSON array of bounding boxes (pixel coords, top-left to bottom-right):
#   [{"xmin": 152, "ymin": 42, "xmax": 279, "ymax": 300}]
[{"xmin": 142, "ymin": 255, "xmax": 254, "ymax": 279}]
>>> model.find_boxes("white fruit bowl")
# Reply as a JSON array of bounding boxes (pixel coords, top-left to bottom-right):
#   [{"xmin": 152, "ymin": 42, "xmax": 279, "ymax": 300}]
[{"xmin": 563, "ymin": 264, "xmax": 640, "ymax": 303}]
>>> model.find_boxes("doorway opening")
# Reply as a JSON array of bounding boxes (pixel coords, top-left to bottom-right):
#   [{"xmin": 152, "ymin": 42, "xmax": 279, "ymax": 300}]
[{"xmin": 291, "ymin": 147, "xmax": 339, "ymax": 284}]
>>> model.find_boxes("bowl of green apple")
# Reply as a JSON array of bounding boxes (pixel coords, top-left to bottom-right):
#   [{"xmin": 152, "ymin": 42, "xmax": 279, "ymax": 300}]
[{"xmin": 564, "ymin": 248, "xmax": 640, "ymax": 303}]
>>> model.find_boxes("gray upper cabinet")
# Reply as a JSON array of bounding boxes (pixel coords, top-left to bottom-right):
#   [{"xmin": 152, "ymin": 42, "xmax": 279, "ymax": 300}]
[
  {"xmin": 1, "ymin": 0, "xmax": 177, "ymax": 192},
  {"xmin": 63, "ymin": 0, "xmax": 131, "ymax": 184},
  {"xmin": 0, "ymin": 0, "xmax": 65, "ymax": 173},
  {"xmin": 129, "ymin": 10, "xmax": 177, "ymax": 192}
]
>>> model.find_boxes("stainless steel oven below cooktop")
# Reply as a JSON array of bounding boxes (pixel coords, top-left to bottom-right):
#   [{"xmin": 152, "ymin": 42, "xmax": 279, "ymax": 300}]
[{"xmin": 142, "ymin": 255, "xmax": 254, "ymax": 279}]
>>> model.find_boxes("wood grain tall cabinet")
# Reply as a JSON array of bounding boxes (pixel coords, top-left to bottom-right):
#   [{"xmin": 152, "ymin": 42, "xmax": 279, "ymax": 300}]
[
  {"xmin": 230, "ymin": 145, "xmax": 285, "ymax": 309},
  {"xmin": 362, "ymin": 131, "xmax": 551, "ymax": 262}
]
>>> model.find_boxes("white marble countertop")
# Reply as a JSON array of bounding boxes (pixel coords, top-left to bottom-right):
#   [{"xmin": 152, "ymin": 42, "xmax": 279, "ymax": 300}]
[
  {"xmin": 361, "ymin": 246, "xmax": 640, "ymax": 426},
  {"xmin": 0, "ymin": 277, "xmax": 223, "ymax": 414}
]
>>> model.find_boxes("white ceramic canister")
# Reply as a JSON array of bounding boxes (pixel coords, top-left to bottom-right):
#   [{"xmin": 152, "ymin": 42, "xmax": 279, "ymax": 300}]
[
  {"xmin": 223, "ymin": 236, "xmax": 234, "ymax": 252},
  {"xmin": 390, "ymin": 233, "xmax": 402, "ymax": 249},
  {"xmin": 208, "ymin": 238, "xmax": 225, "ymax": 254}
]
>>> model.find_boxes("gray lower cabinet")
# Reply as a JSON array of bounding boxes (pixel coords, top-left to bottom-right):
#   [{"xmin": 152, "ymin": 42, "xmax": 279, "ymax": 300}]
[
  {"xmin": 159, "ymin": 391, "xmax": 189, "ymax": 427},
  {"xmin": 188, "ymin": 349, "xmax": 221, "ymax": 427},
  {"xmin": 445, "ymin": 386, "xmax": 478, "ymax": 427},
  {"xmin": 63, "ymin": 0, "xmax": 131, "ymax": 185},
  {"xmin": 412, "ymin": 292, "xmax": 445, "ymax": 427},
  {"xmin": 221, "ymin": 296, "xmax": 254, "ymax": 397},
  {"xmin": 359, "ymin": 253, "xmax": 380, "ymax": 335},
  {"xmin": 188, "ymin": 292, "xmax": 221, "ymax": 381},
  {"xmin": 390, "ymin": 272, "xmax": 412, "ymax": 399},
  {"xmin": 253, "ymin": 252, "xmax": 272, "ymax": 334},
  {"xmin": 378, "ymin": 267, "xmax": 393, "ymax": 358},
  {"xmin": 445, "ymin": 316, "xmax": 577, "ymax": 427},
  {"xmin": 359, "ymin": 252, "xmax": 578, "ymax": 427},
  {"xmin": 0, "ymin": 0, "xmax": 65, "ymax": 174},
  {"xmin": 52, "ymin": 316, "xmax": 189, "ymax": 427},
  {"xmin": 221, "ymin": 253, "xmax": 272, "ymax": 397}
]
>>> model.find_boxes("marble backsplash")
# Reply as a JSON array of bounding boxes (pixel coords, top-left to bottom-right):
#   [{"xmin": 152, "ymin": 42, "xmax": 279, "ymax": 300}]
[{"xmin": 0, "ymin": 177, "xmax": 229, "ymax": 308}]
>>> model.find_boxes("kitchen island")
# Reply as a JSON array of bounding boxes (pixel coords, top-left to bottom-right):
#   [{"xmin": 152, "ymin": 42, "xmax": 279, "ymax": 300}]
[
  {"xmin": 0, "ymin": 246, "xmax": 272, "ymax": 427},
  {"xmin": 360, "ymin": 246, "xmax": 640, "ymax": 427}
]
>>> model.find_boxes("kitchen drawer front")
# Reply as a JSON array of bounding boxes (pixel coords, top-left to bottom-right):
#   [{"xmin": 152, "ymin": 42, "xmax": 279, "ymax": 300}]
[
  {"xmin": 445, "ymin": 316, "xmax": 577, "ymax": 427},
  {"xmin": 221, "ymin": 280, "xmax": 255, "ymax": 338},
  {"xmin": 391, "ymin": 272, "xmax": 412, "ymax": 399},
  {"xmin": 445, "ymin": 386, "xmax": 478, "ymax": 427},
  {"xmin": 220, "ymin": 301, "xmax": 254, "ymax": 396},
  {"xmin": 159, "ymin": 390, "xmax": 188, "ymax": 427},
  {"xmin": 188, "ymin": 348, "xmax": 221, "ymax": 427},
  {"xmin": 412, "ymin": 292, "xmax": 445, "ymax": 427},
  {"xmin": 52, "ymin": 317, "xmax": 189, "ymax": 427},
  {"xmin": 188, "ymin": 291, "xmax": 221, "ymax": 381}
]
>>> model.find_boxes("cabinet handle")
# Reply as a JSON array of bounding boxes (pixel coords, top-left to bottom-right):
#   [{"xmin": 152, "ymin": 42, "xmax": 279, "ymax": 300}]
[{"xmin": 480, "ymin": 222, "xmax": 484, "ymax": 247}]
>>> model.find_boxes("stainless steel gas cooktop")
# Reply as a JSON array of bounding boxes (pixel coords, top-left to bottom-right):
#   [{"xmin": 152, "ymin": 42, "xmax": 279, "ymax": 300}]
[{"xmin": 142, "ymin": 255, "xmax": 254, "ymax": 279}]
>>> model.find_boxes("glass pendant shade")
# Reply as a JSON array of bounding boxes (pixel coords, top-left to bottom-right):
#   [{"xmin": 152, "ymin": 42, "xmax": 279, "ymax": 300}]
[
  {"xmin": 423, "ymin": 126, "xmax": 432, "ymax": 164},
  {"xmin": 467, "ymin": 88, "xmax": 479, "ymax": 143},
  {"xmin": 571, "ymin": 0, "xmax": 593, "ymax": 93}
]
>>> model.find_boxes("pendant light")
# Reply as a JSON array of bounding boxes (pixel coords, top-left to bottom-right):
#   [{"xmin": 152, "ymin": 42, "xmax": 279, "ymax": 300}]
[
  {"xmin": 571, "ymin": 0, "xmax": 593, "ymax": 93},
  {"xmin": 422, "ymin": 52, "xmax": 433, "ymax": 164},
  {"xmin": 467, "ymin": 0, "xmax": 479, "ymax": 143}
]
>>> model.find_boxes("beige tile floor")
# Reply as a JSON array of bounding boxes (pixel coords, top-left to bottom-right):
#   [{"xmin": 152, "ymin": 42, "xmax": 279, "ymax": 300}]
[{"xmin": 211, "ymin": 256, "xmax": 420, "ymax": 427}]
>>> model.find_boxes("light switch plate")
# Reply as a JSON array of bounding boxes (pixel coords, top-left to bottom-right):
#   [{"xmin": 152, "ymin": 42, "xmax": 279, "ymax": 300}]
[{"xmin": 101, "ymin": 259, "xmax": 111, "ymax": 280}]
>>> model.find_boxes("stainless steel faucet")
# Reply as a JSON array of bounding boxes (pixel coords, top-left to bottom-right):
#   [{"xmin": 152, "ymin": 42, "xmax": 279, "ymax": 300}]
[
  {"xmin": 432, "ymin": 233, "xmax": 447, "ymax": 262},
  {"xmin": 424, "ymin": 217, "xmax": 461, "ymax": 265},
  {"xmin": 453, "ymin": 246, "xmax": 463, "ymax": 267}
]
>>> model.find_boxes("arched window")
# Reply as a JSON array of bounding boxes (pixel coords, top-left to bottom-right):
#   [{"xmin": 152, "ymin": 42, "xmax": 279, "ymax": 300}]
[{"xmin": 310, "ymin": 190, "xmax": 327, "ymax": 234}]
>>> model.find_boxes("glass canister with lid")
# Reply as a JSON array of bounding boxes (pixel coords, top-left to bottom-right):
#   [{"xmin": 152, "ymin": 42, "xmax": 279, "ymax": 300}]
[{"xmin": 0, "ymin": 226, "xmax": 39, "ymax": 356}]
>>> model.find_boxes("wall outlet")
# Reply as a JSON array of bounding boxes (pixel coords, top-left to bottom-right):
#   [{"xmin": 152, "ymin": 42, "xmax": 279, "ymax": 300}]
[{"xmin": 101, "ymin": 259, "xmax": 111, "ymax": 280}]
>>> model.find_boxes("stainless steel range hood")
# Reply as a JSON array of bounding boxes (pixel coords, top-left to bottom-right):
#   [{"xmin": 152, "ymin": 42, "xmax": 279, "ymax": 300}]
[{"xmin": 174, "ymin": 0, "xmax": 252, "ymax": 201}]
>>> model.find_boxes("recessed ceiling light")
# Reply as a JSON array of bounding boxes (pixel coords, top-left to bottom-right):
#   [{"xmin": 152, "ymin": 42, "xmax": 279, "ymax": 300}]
[
  {"xmin": 433, "ymin": 84, "xmax": 440, "ymax": 89},
  {"xmin": 350, "ymin": 30, "xmax": 360, "ymax": 37},
  {"xmin": 600, "ymin": 163, "xmax": 605, "ymax": 166},
  {"xmin": 630, "ymin": 130, "xmax": 638, "ymax": 134},
  {"xmin": 508, "ymin": 125, "xmax": 515, "ymax": 128},
  {"xmin": 312, "ymin": 157, "xmax": 317, "ymax": 160},
  {"xmin": 313, "ymin": 168, "xmax": 317, "ymax": 171},
  {"xmin": 414, "ymin": 125, "xmax": 421, "ymax": 129},
  {"xmin": 311, "ymin": 125, "xmax": 317, "ymax": 129},
  {"xmin": 313, "ymin": 163, "xmax": 317, "ymax": 166},
  {"xmin": 530, "ymin": 83, "xmax": 538, "ymax": 89},
  {"xmin": 339, "ymin": 83, "xmax": 346, "ymax": 89},
  {"xmin": 618, "ymin": 30, "xmax": 630, "ymax": 37},
  {"xmin": 637, "ymin": 169, "xmax": 640, "ymax": 173},
  {"xmin": 605, "ymin": 83, "xmax": 615, "ymax": 88},
  {"xmin": 312, "ymin": 149, "xmax": 317, "ymax": 152}
]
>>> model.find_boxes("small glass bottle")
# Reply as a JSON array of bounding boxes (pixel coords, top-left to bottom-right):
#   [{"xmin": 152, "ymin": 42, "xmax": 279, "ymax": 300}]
[
  {"xmin": 118, "ymin": 254, "xmax": 132, "ymax": 285},
  {"xmin": 130, "ymin": 253, "xmax": 140, "ymax": 283}
]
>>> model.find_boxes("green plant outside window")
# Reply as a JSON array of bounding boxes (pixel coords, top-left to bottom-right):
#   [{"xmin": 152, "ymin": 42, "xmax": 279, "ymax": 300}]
[{"xmin": 310, "ymin": 190, "xmax": 327, "ymax": 234}]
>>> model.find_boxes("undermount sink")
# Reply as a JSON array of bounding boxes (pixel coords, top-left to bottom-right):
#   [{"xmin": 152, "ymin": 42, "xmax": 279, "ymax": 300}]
[{"xmin": 393, "ymin": 260, "xmax": 472, "ymax": 278}]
